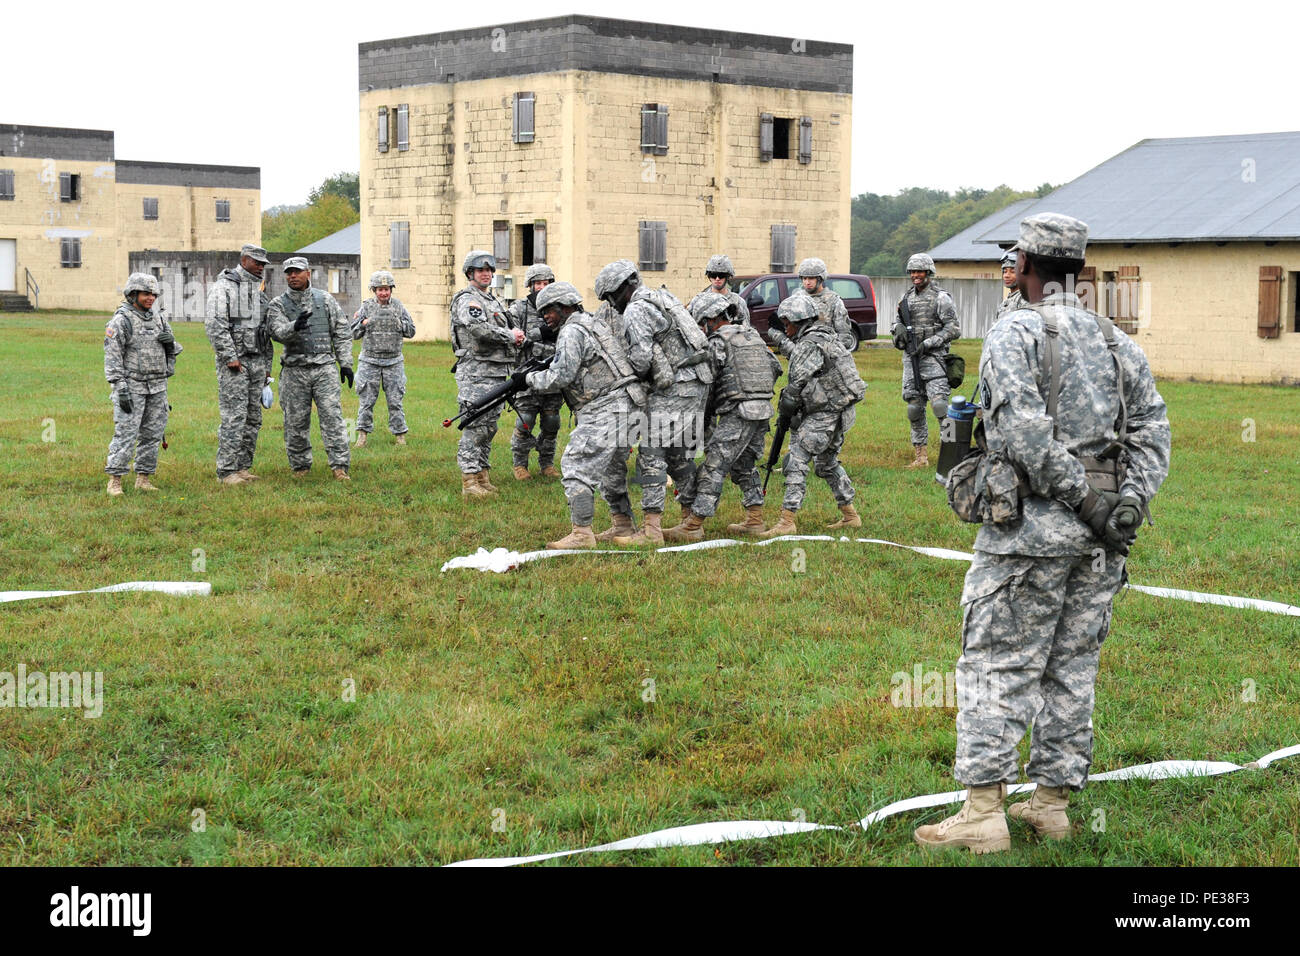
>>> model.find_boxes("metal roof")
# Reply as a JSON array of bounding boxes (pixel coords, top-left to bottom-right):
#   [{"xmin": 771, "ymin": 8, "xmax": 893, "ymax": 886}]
[
  {"xmin": 928, "ymin": 198, "xmax": 1036, "ymax": 260},
  {"xmin": 296, "ymin": 221, "xmax": 360, "ymax": 255},
  {"xmin": 973, "ymin": 131, "xmax": 1300, "ymax": 245}
]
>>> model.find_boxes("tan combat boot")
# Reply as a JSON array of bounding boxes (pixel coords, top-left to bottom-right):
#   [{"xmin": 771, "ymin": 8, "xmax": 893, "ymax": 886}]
[
  {"xmin": 220, "ymin": 473, "xmax": 249, "ymax": 486},
  {"xmin": 513, "ymin": 465, "xmax": 532, "ymax": 481},
  {"xmin": 662, "ymin": 510, "xmax": 705, "ymax": 543},
  {"xmin": 235, "ymin": 470, "xmax": 260, "ymax": 481},
  {"xmin": 614, "ymin": 512, "xmax": 663, "ymax": 546},
  {"xmin": 134, "ymin": 474, "xmax": 159, "ymax": 492},
  {"xmin": 395, "ymin": 434, "xmax": 407, "ymax": 445},
  {"xmin": 107, "ymin": 475, "xmax": 124, "ymax": 497},
  {"xmin": 594, "ymin": 513, "xmax": 635, "ymax": 542},
  {"xmin": 913, "ymin": 783, "xmax": 1010, "ymax": 854},
  {"xmin": 725, "ymin": 506, "xmax": 767, "ymax": 536},
  {"xmin": 826, "ymin": 502, "xmax": 861, "ymax": 530},
  {"xmin": 462, "ymin": 473, "xmax": 491, "ymax": 498},
  {"xmin": 908, "ymin": 444, "xmax": 929, "ymax": 469},
  {"xmin": 757, "ymin": 509, "xmax": 798, "ymax": 538},
  {"xmin": 477, "ymin": 470, "xmax": 499, "ymax": 493},
  {"xmin": 547, "ymin": 525, "xmax": 597, "ymax": 550},
  {"xmin": 541, "ymin": 464, "xmax": 561, "ymax": 478},
  {"xmin": 355, "ymin": 431, "xmax": 368, "ymax": 448},
  {"xmin": 1007, "ymin": 785, "xmax": 1073, "ymax": 840},
  {"xmin": 332, "ymin": 467, "xmax": 351, "ymax": 482}
]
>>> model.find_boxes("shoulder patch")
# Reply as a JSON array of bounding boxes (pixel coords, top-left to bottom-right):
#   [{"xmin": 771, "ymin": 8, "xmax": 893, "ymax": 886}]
[{"xmin": 467, "ymin": 305, "xmax": 484, "ymax": 319}]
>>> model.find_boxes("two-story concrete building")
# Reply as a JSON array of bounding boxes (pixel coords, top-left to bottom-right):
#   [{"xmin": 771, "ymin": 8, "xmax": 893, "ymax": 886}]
[{"xmin": 358, "ymin": 16, "xmax": 853, "ymax": 339}]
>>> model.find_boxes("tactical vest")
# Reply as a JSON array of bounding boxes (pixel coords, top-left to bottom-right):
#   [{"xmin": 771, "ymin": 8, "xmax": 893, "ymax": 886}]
[
  {"xmin": 454, "ymin": 287, "xmax": 514, "ymax": 363},
  {"xmin": 217, "ymin": 268, "xmax": 268, "ymax": 356},
  {"xmin": 800, "ymin": 327, "xmax": 866, "ymax": 412},
  {"xmin": 117, "ymin": 306, "xmax": 169, "ymax": 380},
  {"xmin": 639, "ymin": 286, "xmax": 713, "ymax": 386},
  {"xmin": 812, "ymin": 290, "xmax": 853, "ymax": 343},
  {"xmin": 280, "ymin": 289, "xmax": 332, "ymax": 358},
  {"xmin": 897, "ymin": 285, "xmax": 952, "ymax": 343},
  {"xmin": 362, "ymin": 299, "xmax": 406, "ymax": 358},
  {"xmin": 563, "ymin": 311, "xmax": 643, "ymax": 412},
  {"xmin": 713, "ymin": 324, "xmax": 777, "ymax": 406}
]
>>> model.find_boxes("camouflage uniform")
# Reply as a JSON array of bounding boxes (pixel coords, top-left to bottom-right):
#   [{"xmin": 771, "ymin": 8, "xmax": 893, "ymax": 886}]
[
  {"xmin": 954, "ymin": 219, "xmax": 1170, "ymax": 791},
  {"xmin": 509, "ymin": 293, "xmax": 565, "ymax": 471},
  {"xmin": 525, "ymin": 307, "xmax": 645, "ymax": 527},
  {"xmin": 351, "ymin": 296, "xmax": 415, "ymax": 435},
  {"xmin": 893, "ymin": 282, "xmax": 960, "ymax": 444},
  {"xmin": 996, "ymin": 288, "xmax": 1026, "ymax": 318},
  {"xmin": 268, "ymin": 282, "xmax": 353, "ymax": 472},
  {"xmin": 205, "ymin": 264, "xmax": 272, "ymax": 478},
  {"xmin": 452, "ymin": 284, "xmax": 517, "ymax": 475},
  {"xmin": 691, "ymin": 322, "xmax": 782, "ymax": 518},
  {"xmin": 623, "ymin": 286, "xmax": 713, "ymax": 514},
  {"xmin": 780, "ymin": 325, "xmax": 865, "ymax": 512},
  {"xmin": 104, "ymin": 299, "xmax": 181, "ymax": 476},
  {"xmin": 688, "ymin": 287, "xmax": 751, "ymax": 327},
  {"xmin": 807, "ymin": 287, "xmax": 856, "ymax": 353}
]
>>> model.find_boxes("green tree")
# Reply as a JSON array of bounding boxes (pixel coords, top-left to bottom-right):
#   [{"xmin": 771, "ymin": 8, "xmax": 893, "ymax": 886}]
[
  {"xmin": 262, "ymin": 193, "xmax": 358, "ymax": 253},
  {"xmin": 308, "ymin": 172, "xmax": 360, "ymax": 213}
]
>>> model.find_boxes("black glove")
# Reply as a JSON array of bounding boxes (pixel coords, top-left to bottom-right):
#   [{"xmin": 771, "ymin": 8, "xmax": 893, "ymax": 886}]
[
  {"xmin": 155, "ymin": 328, "xmax": 174, "ymax": 346},
  {"xmin": 1104, "ymin": 495, "xmax": 1143, "ymax": 553},
  {"xmin": 293, "ymin": 310, "xmax": 312, "ymax": 331},
  {"xmin": 778, "ymin": 387, "xmax": 800, "ymax": 419},
  {"xmin": 340, "ymin": 366, "xmax": 354, "ymax": 388},
  {"xmin": 892, "ymin": 330, "xmax": 907, "ymax": 351},
  {"xmin": 118, "ymin": 389, "xmax": 133, "ymax": 414},
  {"xmin": 1076, "ymin": 488, "xmax": 1122, "ymax": 542},
  {"xmin": 511, "ymin": 370, "xmax": 530, "ymax": 389}
]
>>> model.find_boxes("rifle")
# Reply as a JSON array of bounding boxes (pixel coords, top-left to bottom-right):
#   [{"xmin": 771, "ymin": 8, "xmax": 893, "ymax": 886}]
[
  {"xmin": 905, "ymin": 324, "xmax": 927, "ymax": 396},
  {"xmin": 762, "ymin": 414, "xmax": 791, "ymax": 495},
  {"xmin": 442, "ymin": 355, "xmax": 553, "ymax": 430}
]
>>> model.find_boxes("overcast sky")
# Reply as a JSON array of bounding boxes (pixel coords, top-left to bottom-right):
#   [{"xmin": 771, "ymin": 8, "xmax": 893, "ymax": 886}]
[{"xmin": 7, "ymin": 0, "xmax": 1298, "ymax": 208}]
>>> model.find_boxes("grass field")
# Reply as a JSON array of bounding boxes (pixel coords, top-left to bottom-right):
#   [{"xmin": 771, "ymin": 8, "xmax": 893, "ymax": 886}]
[{"xmin": 1, "ymin": 310, "xmax": 1296, "ymax": 866}]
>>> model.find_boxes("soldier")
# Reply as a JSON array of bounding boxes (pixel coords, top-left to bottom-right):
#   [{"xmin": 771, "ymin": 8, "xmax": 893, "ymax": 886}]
[
  {"xmin": 892, "ymin": 252, "xmax": 960, "ymax": 469},
  {"xmin": 519, "ymin": 281, "xmax": 646, "ymax": 549},
  {"xmin": 606, "ymin": 262, "xmax": 713, "ymax": 546},
  {"xmin": 452, "ymin": 250, "xmax": 525, "ymax": 497},
  {"xmin": 687, "ymin": 254, "xmax": 750, "ymax": 327},
  {"xmin": 509, "ymin": 263, "xmax": 564, "ymax": 480},
  {"xmin": 663, "ymin": 292, "xmax": 782, "ymax": 541},
  {"xmin": 205, "ymin": 243, "xmax": 272, "ymax": 485},
  {"xmin": 768, "ymin": 258, "xmax": 856, "ymax": 355},
  {"xmin": 103, "ymin": 273, "xmax": 182, "ymax": 495},
  {"xmin": 351, "ymin": 270, "xmax": 415, "ymax": 447},
  {"xmin": 267, "ymin": 257, "xmax": 354, "ymax": 481},
  {"xmin": 996, "ymin": 248, "xmax": 1025, "ymax": 317},
  {"xmin": 913, "ymin": 214, "xmax": 1170, "ymax": 854},
  {"xmin": 759, "ymin": 293, "xmax": 865, "ymax": 537}
]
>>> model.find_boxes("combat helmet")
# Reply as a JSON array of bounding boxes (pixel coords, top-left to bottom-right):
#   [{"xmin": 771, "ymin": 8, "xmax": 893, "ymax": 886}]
[
  {"xmin": 777, "ymin": 292, "xmax": 820, "ymax": 325},
  {"xmin": 524, "ymin": 264, "xmax": 556, "ymax": 286},
  {"xmin": 369, "ymin": 270, "xmax": 396, "ymax": 289},
  {"xmin": 796, "ymin": 257, "xmax": 828, "ymax": 280},
  {"xmin": 1000, "ymin": 249, "xmax": 1017, "ymax": 269},
  {"xmin": 594, "ymin": 259, "xmax": 639, "ymax": 300},
  {"xmin": 124, "ymin": 273, "xmax": 160, "ymax": 297},
  {"xmin": 690, "ymin": 291, "xmax": 733, "ymax": 324},
  {"xmin": 906, "ymin": 253, "xmax": 936, "ymax": 274},
  {"xmin": 704, "ymin": 254, "xmax": 735, "ymax": 277},
  {"xmin": 536, "ymin": 281, "xmax": 583, "ymax": 312},
  {"xmin": 463, "ymin": 250, "xmax": 496, "ymax": 277}
]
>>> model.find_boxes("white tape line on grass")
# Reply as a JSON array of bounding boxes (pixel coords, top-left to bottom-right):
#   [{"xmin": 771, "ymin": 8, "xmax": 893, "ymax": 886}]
[
  {"xmin": 441, "ymin": 538, "xmax": 1300, "ymax": 618},
  {"xmin": 449, "ymin": 747, "xmax": 1298, "ymax": 866},
  {"xmin": 0, "ymin": 581, "xmax": 211, "ymax": 604}
]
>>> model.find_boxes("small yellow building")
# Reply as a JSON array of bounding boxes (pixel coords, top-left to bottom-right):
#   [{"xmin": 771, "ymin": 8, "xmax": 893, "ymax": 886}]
[
  {"xmin": 0, "ymin": 124, "xmax": 259, "ymax": 311},
  {"xmin": 358, "ymin": 16, "xmax": 853, "ymax": 340}
]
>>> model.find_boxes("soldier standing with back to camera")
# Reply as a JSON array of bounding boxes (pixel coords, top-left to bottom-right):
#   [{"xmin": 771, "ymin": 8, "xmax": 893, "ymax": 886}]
[
  {"xmin": 267, "ymin": 257, "xmax": 354, "ymax": 481},
  {"xmin": 509, "ymin": 263, "xmax": 564, "ymax": 480},
  {"xmin": 913, "ymin": 214, "xmax": 1170, "ymax": 854},
  {"xmin": 205, "ymin": 243, "xmax": 272, "ymax": 485},
  {"xmin": 452, "ymin": 250, "xmax": 525, "ymax": 497},
  {"xmin": 103, "ymin": 273, "xmax": 182, "ymax": 495},
  {"xmin": 351, "ymin": 270, "xmax": 416, "ymax": 447},
  {"xmin": 892, "ymin": 252, "xmax": 960, "ymax": 469}
]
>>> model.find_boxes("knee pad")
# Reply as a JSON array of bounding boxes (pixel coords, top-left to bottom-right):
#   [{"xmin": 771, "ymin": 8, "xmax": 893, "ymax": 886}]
[
  {"xmin": 932, "ymin": 399, "xmax": 949, "ymax": 420},
  {"xmin": 541, "ymin": 412, "xmax": 561, "ymax": 434},
  {"xmin": 906, "ymin": 403, "xmax": 926, "ymax": 423}
]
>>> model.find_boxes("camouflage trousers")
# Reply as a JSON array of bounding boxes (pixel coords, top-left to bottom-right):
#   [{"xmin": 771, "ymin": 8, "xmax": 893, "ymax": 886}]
[
  {"xmin": 215, "ymin": 355, "xmax": 270, "ymax": 479},
  {"xmin": 560, "ymin": 394, "xmax": 637, "ymax": 525},
  {"xmin": 955, "ymin": 549, "xmax": 1125, "ymax": 790},
  {"xmin": 106, "ymin": 384, "xmax": 168, "ymax": 476},
  {"xmin": 280, "ymin": 363, "xmax": 350, "ymax": 471},
  {"xmin": 690, "ymin": 414, "xmax": 768, "ymax": 518},
  {"xmin": 634, "ymin": 385, "xmax": 708, "ymax": 513},
  {"xmin": 902, "ymin": 352, "xmax": 950, "ymax": 445},
  {"xmin": 782, "ymin": 406, "xmax": 856, "ymax": 512},
  {"xmin": 455, "ymin": 370, "xmax": 511, "ymax": 475},
  {"xmin": 511, "ymin": 390, "xmax": 565, "ymax": 469},
  {"xmin": 355, "ymin": 359, "xmax": 407, "ymax": 435}
]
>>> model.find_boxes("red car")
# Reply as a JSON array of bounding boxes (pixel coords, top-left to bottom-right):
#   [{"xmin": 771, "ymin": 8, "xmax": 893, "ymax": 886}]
[{"xmin": 731, "ymin": 273, "xmax": 878, "ymax": 350}]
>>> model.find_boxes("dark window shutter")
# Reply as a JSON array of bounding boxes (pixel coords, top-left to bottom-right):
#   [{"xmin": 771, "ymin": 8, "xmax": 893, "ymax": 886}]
[
  {"xmin": 759, "ymin": 113, "xmax": 774, "ymax": 162},
  {"xmin": 654, "ymin": 221, "xmax": 667, "ymax": 270},
  {"xmin": 641, "ymin": 105, "xmax": 658, "ymax": 154},
  {"xmin": 0, "ymin": 169, "xmax": 13, "ymax": 200},
  {"xmin": 1116, "ymin": 265, "xmax": 1140, "ymax": 333},
  {"xmin": 1258, "ymin": 265, "xmax": 1282, "ymax": 339},
  {"xmin": 378, "ymin": 107, "xmax": 389, "ymax": 153},
  {"xmin": 534, "ymin": 220, "xmax": 547, "ymax": 263},
  {"xmin": 770, "ymin": 224, "xmax": 796, "ymax": 272},
  {"xmin": 493, "ymin": 220, "xmax": 510, "ymax": 270},
  {"xmin": 60, "ymin": 171, "xmax": 71, "ymax": 201},
  {"xmin": 798, "ymin": 116, "xmax": 812, "ymax": 164},
  {"xmin": 390, "ymin": 222, "xmax": 410, "ymax": 269},
  {"xmin": 513, "ymin": 92, "xmax": 535, "ymax": 144},
  {"xmin": 656, "ymin": 104, "xmax": 669, "ymax": 156},
  {"xmin": 638, "ymin": 221, "xmax": 654, "ymax": 271}
]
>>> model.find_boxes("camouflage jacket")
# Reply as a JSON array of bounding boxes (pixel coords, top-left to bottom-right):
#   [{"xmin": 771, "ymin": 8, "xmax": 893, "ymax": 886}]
[
  {"xmin": 807, "ymin": 287, "xmax": 856, "ymax": 352},
  {"xmin": 688, "ymin": 287, "xmax": 751, "ymax": 327},
  {"xmin": 893, "ymin": 282, "xmax": 959, "ymax": 353},
  {"xmin": 104, "ymin": 301, "xmax": 182, "ymax": 395},
  {"xmin": 351, "ymin": 296, "xmax": 415, "ymax": 367},
  {"xmin": 205, "ymin": 265, "xmax": 270, "ymax": 366},
  {"xmin": 267, "ymin": 286, "xmax": 352, "ymax": 369},
  {"xmin": 451, "ymin": 285, "xmax": 516, "ymax": 377},
  {"xmin": 996, "ymin": 288, "xmax": 1026, "ymax": 318},
  {"xmin": 974, "ymin": 292, "xmax": 1171, "ymax": 556}
]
